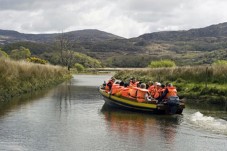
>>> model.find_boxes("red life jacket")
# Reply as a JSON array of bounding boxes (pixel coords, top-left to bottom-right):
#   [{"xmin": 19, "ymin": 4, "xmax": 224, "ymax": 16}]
[{"xmin": 136, "ymin": 88, "xmax": 149, "ymax": 103}]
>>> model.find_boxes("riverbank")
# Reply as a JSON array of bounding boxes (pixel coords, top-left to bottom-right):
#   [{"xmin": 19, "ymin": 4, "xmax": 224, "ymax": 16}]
[
  {"xmin": 114, "ymin": 66, "xmax": 227, "ymax": 105},
  {"xmin": 0, "ymin": 59, "xmax": 72, "ymax": 101}
]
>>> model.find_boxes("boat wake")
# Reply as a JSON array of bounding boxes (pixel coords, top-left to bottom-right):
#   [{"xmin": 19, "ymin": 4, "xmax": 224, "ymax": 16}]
[{"xmin": 186, "ymin": 112, "xmax": 227, "ymax": 135}]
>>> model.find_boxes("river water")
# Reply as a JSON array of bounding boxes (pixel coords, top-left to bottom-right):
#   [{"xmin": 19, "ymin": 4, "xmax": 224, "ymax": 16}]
[{"xmin": 0, "ymin": 75, "xmax": 227, "ymax": 151}]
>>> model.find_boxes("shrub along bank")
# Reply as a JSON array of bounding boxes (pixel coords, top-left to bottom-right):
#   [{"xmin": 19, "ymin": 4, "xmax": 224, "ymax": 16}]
[
  {"xmin": 0, "ymin": 59, "xmax": 72, "ymax": 101},
  {"xmin": 114, "ymin": 65, "xmax": 227, "ymax": 105}
]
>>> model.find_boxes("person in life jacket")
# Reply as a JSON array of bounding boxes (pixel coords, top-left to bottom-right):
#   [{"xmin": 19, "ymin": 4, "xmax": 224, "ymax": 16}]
[
  {"xmin": 119, "ymin": 86, "xmax": 130, "ymax": 98},
  {"xmin": 148, "ymin": 81, "xmax": 155, "ymax": 98},
  {"xmin": 105, "ymin": 77, "xmax": 115, "ymax": 92},
  {"xmin": 158, "ymin": 83, "xmax": 177, "ymax": 103},
  {"xmin": 154, "ymin": 83, "xmax": 166, "ymax": 100},
  {"xmin": 111, "ymin": 81, "xmax": 124, "ymax": 95},
  {"xmin": 153, "ymin": 82, "xmax": 162, "ymax": 99},
  {"xmin": 128, "ymin": 86, "xmax": 139, "ymax": 99},
  {"xmin": 136, "ymin": 83, "xmax": 151, "ymax": 103},
  {"xmin": 129, "ymin": 77, "xmax": 139, "ymax": 88}
]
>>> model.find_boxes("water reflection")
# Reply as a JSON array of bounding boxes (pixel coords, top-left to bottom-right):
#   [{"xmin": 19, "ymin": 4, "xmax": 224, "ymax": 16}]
[
  {"xmin": 53, "ymin": 80, "xmax": 72, "ymax": 111},
  {"xmin": 0, "ymin": 89, "xmax": 52, "ymax": 118},
  {"xmin": 101, "ymin": 103, "xmax": 183, "ymax": 147}
]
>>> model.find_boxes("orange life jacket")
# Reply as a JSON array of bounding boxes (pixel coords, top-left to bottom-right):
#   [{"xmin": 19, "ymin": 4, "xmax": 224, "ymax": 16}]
[
  {"xmin": 148, "ymin": 85, "xmax": 155, "ymax": 96},
  {"xmin": 154, "ymin": 87, "xmax": 165, "ymax": 99},
  {"xmin": 129, "ymin": 87, "xmax": 139, "ymax": 98},
  {"xmin": 136, "ymin": 88, "xmax": 149, "ymax": 103},
  {"xmin": 114, "ymin": 86, "xmax": 124, "ymax": 96},
  {"xmin": 166, "ymin": 86, "xmax": 177, "ymax": 98},
  {"xmin": 129, "ymin": 81, "xmax": 139, "ymax": 87},
  {"xmin": 111, "ymin": 85, "xmax": 122, "ymax": 95},
  {"xmin": 120, "ymin": 88, "xmax": 130, "ymax": 97}
]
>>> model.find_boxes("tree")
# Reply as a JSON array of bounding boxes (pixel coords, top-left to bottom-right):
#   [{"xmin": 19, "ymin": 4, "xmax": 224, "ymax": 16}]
[
  {"xmin": 56, "ymin": 32, "xmax": 74, "ymax": 71},
  {"xmin": 10, "ymin": 46, "xmax": 31, "ymax": 60}
]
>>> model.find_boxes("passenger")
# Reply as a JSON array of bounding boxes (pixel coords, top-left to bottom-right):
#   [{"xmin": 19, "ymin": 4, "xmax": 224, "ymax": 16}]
[
  {"xmin": 153, "ymin": 82, "xmax": 162, "ymax": 99},
  {"xmin": 119, "ymin": 87, "xmax": 130, "ymax": 97},
  {"xmin": 158, "ymin": 83, "xmax": 177, "ymax": 103},
  {"xmin": 136, "ymin": 83, "xmax": 151, "ymax": 103},
  {"xmin": 148, "ymin": 81, "xmax": 155, "ymax": 97},
  {"xmin": 111, "ymin": 81, "xmax": 124, "ymax": 95},
  {"xmin": 147, "ymin": 81, "xmax": 153, "ymax": 89},
  {"xmin": 129, "ymin": 77, "xmax": 139, "ymax": 87},
  {"xmin": 105, "ymin": 77, "xmax": 115, "ymax": 92},
  {"xmin": 128, "ymin": 86, "xmax": 139, "ymax": 99},
  {"xmin": 154, "ymin": 83, "xmax": 166, "ymax": 100},
  {"xmin": 160, "ymin": 84, "xmax": 166, "ymax": 95}
]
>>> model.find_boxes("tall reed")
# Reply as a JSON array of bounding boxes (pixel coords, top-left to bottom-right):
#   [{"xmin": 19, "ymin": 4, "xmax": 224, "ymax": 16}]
[
  {"xmin": 115, "ymin": 65, "xmax": 227, "ymax": 84},
  {"xmin": 0, "ymin": 58, "xmax": 71, "ymax": 101},
  {"xmin": 115, "ymin": 65, "xmax": 227, "ymax": 103}
]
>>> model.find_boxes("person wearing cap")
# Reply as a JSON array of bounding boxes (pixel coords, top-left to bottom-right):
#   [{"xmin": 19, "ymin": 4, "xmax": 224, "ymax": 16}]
[{"xmin": 153, "ymin": 82, "xmax": 163, "ymax": 99}]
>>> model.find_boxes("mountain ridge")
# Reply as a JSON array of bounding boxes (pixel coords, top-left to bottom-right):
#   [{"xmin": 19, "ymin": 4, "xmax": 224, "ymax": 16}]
[
  {"xmin": 0, "ymin": 29, "xmax": 124, "ymax": 44},
  {"xmin": 1, "ymin": 22, "xmax": 227, "ymax": 67}
]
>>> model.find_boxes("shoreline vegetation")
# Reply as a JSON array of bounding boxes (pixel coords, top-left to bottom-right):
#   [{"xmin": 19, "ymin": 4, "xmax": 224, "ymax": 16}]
[
  {"xmin": 0, "ymin": 58, "xmax": 72, "ymax": 101},
  {"xmin": 114, "ymin": 65, "xmax": 227, "ymax": 105}
]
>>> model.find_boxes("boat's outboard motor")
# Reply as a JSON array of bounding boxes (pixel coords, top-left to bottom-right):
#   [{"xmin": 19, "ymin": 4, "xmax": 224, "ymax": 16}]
[{"xmin": 167, "ymin": 96, "xmax": 180, "ymax": 114}]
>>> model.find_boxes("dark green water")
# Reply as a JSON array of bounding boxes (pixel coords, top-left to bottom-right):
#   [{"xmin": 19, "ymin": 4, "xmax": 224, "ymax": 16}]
[{"xmin": 0, "ymin": 75, "xmax": 227, "ymax": 151}]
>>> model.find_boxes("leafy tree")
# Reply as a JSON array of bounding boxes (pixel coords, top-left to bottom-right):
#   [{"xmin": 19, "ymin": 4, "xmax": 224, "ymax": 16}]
[
  {"xmin": 148, "ymin": 59, "xmax": 176, "ymax": 68},
  {"xmin": 10, "ymin": 46, "xmax": 31, "ymax": 60}
]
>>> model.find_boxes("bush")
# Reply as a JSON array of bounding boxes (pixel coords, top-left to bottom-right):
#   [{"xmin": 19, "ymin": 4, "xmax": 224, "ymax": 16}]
[
  {"xmin": 27, "ymin": 57, "xmax": 47, "ymax": 64},
  {"xmin": 74, "ymin": 63, "xmax": 85, "ymax": 72},
  {"xmin": 0, "ymin": 49, "xmax": 9, "ymax": 58},
  {"xmin": 212, "ymin": 60, "xmax": 227, "ymax": 66},
  {"xmin": 148, "ymin": 59, "xmax": 176, "ymax": 68}
]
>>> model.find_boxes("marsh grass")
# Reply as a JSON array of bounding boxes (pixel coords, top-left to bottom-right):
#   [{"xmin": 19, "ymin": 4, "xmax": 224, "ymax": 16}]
[
  {"xmin": 115, "ymin": 65, "xmax": 227, "ymax": 104},
  {"xmin": 0, "ymin": 59, "xmax": 71, "ymax": 101}
]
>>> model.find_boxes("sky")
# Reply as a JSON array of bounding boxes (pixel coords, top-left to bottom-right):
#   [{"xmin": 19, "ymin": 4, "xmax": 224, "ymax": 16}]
[{"xmin": 0, "ymin": 0, "xmax": 227, "ymax": 38}]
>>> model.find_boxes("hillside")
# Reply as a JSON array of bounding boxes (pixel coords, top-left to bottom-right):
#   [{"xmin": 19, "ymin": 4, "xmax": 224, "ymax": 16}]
[
  {"xmin": 1, "ymin": 22, "xmax": 227, "ymax": 67},
  {"xmin": 0, "ymin": 29, "xmax": 123, "ymax": 44},
  {"xmin": 138, "ymin": 22, "xmax": 227, "ymax": 41}
]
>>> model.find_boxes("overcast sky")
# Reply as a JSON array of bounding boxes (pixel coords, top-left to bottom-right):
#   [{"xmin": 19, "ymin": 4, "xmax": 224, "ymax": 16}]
[{"xmin": 0, "ymin": 0, "xmax": 227, "ymax": 38}]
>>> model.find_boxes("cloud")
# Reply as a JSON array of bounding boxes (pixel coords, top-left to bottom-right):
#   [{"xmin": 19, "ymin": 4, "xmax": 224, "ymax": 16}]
[{"xmin": 0, "ymin": 0, "xmax": 227, "ymax": 38}]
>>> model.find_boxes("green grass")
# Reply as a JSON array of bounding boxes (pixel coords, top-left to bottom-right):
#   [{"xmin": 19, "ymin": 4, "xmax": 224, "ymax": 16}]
[
  {"xmin": 0, "ymin": 58, "xmax": 72, "ymax": 101},
  {"xmin": 114, "ymin": 65, "xmax": 227, "ymax": 104}
]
